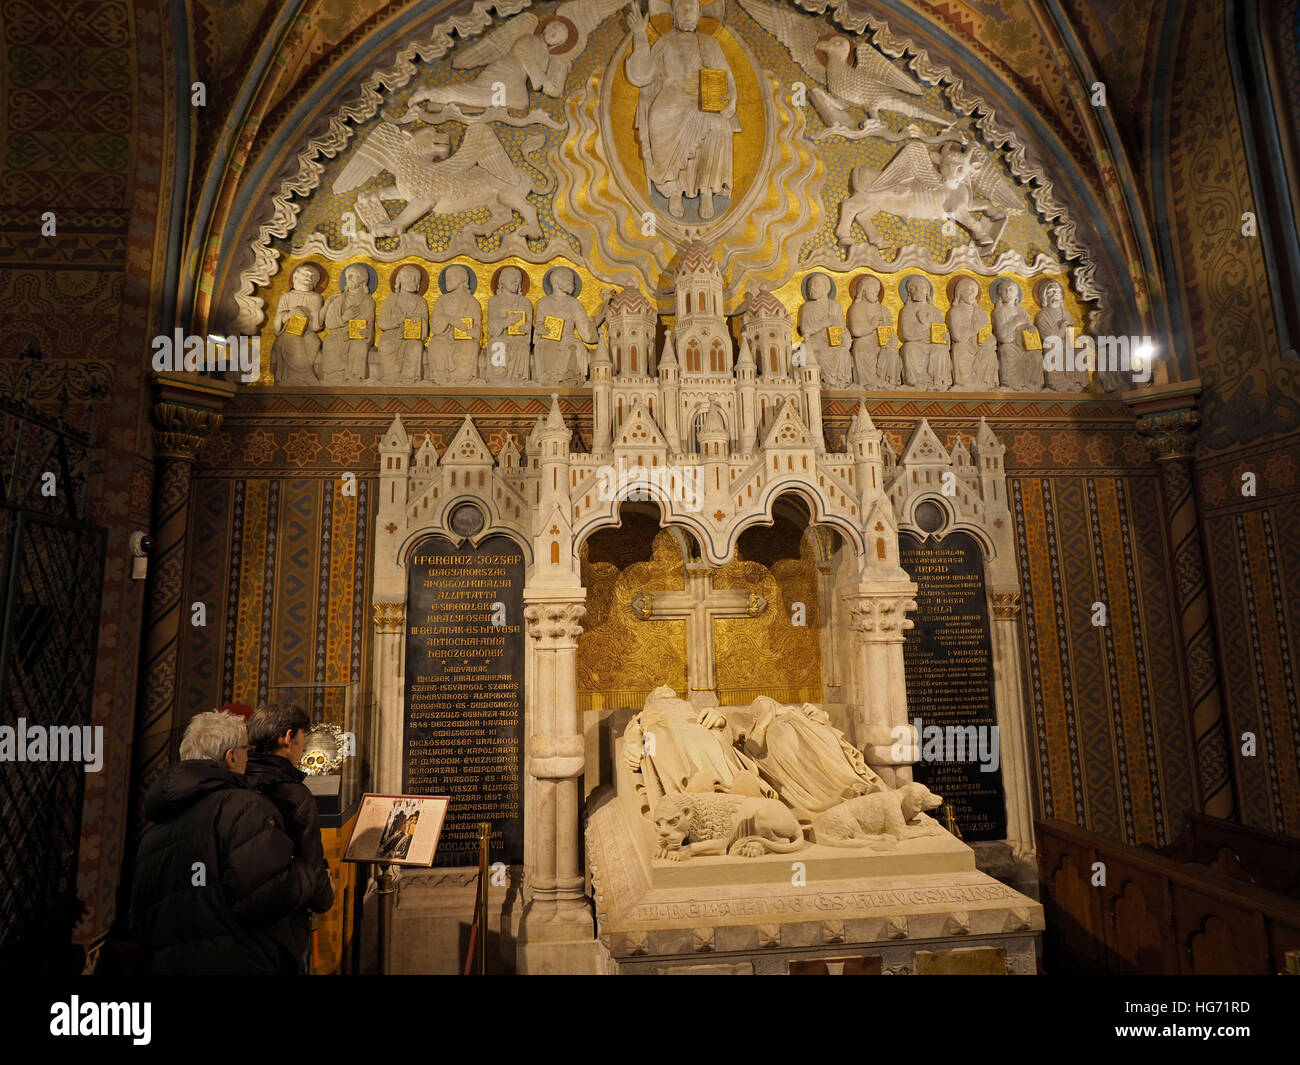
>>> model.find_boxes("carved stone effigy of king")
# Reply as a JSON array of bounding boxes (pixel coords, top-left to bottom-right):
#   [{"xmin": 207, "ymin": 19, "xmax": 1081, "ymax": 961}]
[{"xmin": 622, "ymin": 687, "xmax": 947, "ymax": 861}]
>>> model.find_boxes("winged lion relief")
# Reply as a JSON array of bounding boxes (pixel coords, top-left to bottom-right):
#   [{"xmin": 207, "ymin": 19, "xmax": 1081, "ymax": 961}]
[{"xmin": 330, "ymin": 115, "xmax": 551, "ymax": 242}]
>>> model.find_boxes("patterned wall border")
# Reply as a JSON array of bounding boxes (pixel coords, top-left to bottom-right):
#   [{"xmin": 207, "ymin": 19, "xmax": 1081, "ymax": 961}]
[{"xmin": 1195, "ymin": 428, "xmax": 1300, "ymax": 513}]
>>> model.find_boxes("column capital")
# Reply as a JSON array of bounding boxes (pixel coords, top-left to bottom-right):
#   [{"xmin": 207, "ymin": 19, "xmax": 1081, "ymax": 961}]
[
  {"xmin": 991, "ymin": 591, "xmax": 1022, "ymax": 619},
  {"xmin": 150, "ymin": 372, "xmax": 235, "ymax": 460},
  {"xmin": 1123, "ymin": 378, "xmax": 1202, "ymax": 464},
  {"xmin": 844, "ymin": 594, "xmax": 917, "ymax": 638},
  {"xmin": 524, "ymin": 601, "xmax": 587, "ymax": 643},
  {"xmin": 373, "ymin": 600, "xmax": 405, "ymax": 634},
  {"xmin": 1135, "ymin": 408, "xmax": 1199, "ymax": 463}
]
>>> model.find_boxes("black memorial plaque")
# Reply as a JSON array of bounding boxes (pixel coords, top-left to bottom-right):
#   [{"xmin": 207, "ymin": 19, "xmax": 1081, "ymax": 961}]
[
  {"xmin": 900, "ymin": 531, "xmax": 1007, "ymax": 840},
  {"xmin": 403, "ymin": 533, "xmax": 525, "ymax": 865}
]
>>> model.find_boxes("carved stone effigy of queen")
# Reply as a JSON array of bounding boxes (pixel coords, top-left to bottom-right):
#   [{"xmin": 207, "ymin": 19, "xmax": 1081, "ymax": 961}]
[{"xmin": 624, "ymin": 0, "xmax": 740, "ymax": 220}]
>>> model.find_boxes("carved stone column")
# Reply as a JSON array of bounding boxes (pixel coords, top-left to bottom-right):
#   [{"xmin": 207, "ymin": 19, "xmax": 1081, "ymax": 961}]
[
  {"xmin": 818, "ymin": 562, "xmax": 845, "ymax": 704},
  {"xmin": 519, "ymin": 590, "xmax": 592, "ymax": 964},
  {"xmin": 372, "ymin": 601, "xmax": 406, "ymax": 792},
  {"xmin": 129, "ymin": 373, "xmax": 233, "ymax": 839},
  {"xmin": 1133, "ymin": 401, "xmax": 1235, "ymax": 819},
  {"xmin": 844, "ymin": 584, "xmax": 918, "ymax": 787},
  {"xmin": 989, "ymin": 591, "xmax": 1036, "ymax": 853}
]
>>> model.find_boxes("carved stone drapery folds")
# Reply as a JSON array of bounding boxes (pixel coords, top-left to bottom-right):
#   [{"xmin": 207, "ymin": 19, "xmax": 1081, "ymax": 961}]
[
  {"xmin": 1132, "ymin": 395, "xmax": 1234, "ymax": 818},
  {"xmin": 129, "ymin": 373, "xmax": 234, "ymax": 843}
]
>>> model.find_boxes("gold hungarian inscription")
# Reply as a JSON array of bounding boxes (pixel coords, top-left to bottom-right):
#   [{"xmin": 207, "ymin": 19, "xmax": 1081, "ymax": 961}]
[
  {"xmin": 404, "ymin": 539, "xmax": 525, "ymax": 864},
  {"xmin": 901, "ymin": 535, "xmax": 1006, "ymax": 839}
]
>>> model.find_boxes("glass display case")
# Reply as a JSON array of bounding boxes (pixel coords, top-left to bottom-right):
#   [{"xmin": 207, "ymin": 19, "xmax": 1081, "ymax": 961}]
[{"xmin": 265, "ymin": 681, "xmax": 371, "ymax": 827}]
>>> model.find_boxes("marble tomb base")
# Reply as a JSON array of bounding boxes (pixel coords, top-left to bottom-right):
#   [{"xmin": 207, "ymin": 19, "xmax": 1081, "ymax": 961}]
[{"xmin": 584, "ymin": 753, "xmax": 1043, "ymax": 975}]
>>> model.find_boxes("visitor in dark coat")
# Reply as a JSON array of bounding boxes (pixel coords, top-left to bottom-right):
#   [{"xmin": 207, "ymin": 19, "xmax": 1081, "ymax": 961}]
[
  {"xmin": 244, "ymin": 703, "xmax": 334, "ymax": 974},
  {"xmin": 130, "ymin": 710, "xmax": 316, "ymax": 974}
]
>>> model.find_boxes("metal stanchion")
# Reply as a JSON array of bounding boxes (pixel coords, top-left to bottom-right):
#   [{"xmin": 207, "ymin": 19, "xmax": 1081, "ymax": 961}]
[
  {"xmin": 477, "ymin": 822, "xmax": 491, "ymax": 975},
  {"xmin": 941, "ymin": 802, "xmax": 964, "ymax": 841},
  {"xmin": 376, "ymin": 863, "xmax": 396, "ymax": 975}
]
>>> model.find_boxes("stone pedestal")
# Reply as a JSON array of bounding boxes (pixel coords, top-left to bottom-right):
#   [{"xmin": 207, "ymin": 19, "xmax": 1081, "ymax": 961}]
[
  {"xmin": 586, "ymin": 731, "xmax": 1042, "ymax": 975},
  {"xmin": 844, "ymin": 582, "xmax": 918, "ymax": 787},
  {"xmin": 989, "ymin": 590, "xmax": 1037, "ymax": 885},
  {"xmin": 363, "ymin": 866, "xmax": 525, "ymax": 974}
]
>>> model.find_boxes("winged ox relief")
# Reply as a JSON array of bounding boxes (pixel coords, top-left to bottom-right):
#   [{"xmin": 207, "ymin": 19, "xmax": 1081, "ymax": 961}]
[{"xmin": 835, "ymin": 137, "xmax": 1022, "ymax": 252}]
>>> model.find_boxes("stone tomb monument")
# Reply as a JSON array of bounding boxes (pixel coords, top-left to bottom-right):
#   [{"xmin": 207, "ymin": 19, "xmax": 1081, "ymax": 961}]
[
  {"xmin": 224, "ymin": 0, "xmax": 1124, "ymax": 973},
  {"xmin": 586, "ymin": 686, "xmax": 1040, "ymax": 974}
]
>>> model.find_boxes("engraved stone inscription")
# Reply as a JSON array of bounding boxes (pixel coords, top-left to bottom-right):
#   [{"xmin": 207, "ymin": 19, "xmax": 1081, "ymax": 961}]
[
  {"xmin": 403, "ymin": 534, "xmax": 524, "ymax": 865},
  {"xmin": 626, "ymin": 883, "xmax": 1017, "ymax": 923}
]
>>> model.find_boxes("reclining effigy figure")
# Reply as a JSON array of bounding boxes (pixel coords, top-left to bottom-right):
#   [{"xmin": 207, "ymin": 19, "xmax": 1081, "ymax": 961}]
[{"xmin": 623, "ymin": 686, "xmax": 946, "ymax": 859}]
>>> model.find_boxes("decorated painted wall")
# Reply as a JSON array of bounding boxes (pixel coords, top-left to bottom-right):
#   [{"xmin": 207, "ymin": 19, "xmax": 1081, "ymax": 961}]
[
  {"xmin": 0, "ymin": 0, "xmax": 182, "ymax": 953},
  {"xmin": 3, "ymin": 0, "xmax": 1298, "ymax": 963},
  {"xmin": 1165, "ymin": 0, "xmax": 1300, "ymax": 834},
  {"xmin": 178, "ymin": 395, "xmax": 1196, "ymax": 849}
]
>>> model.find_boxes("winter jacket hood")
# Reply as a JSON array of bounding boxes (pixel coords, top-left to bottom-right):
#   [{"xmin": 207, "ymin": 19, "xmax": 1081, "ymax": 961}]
[
  {"xmin": 142, "ymin": 759, "xmax": 243, "ymax": 822},
  {"xmin": 244, "ymin": 751, "xmax": 307, "ymax": 788}
]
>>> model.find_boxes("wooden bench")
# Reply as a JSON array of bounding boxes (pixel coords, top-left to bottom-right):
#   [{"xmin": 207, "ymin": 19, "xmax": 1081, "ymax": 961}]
[{"xmin": 1037, "ymin": 817, "xmax": 1300, "ymax": 974}]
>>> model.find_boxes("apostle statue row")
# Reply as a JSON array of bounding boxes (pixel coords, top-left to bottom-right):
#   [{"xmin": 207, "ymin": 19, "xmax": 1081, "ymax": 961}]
[
  {"xmin": 270, "ymin": 262, "xmax": 607, "ymax": 387},
  {"xmin": 798, "ymin": 274, "xmax": 1088, "ymax": 392},
  {"xmin": 270, "ymin": 260, "xmax": 1087, "ymax": 392}
]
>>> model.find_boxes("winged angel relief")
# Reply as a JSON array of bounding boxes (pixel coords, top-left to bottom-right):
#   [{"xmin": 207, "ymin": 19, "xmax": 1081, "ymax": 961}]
[{"xmin": 408, "ymin": 1, "xmax": 627, "ymax": 120}]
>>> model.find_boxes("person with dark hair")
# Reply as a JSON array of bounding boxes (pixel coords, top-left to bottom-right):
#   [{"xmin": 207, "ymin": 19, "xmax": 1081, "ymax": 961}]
[
  {"xmin": 245, "ymin": 703, "xmax": 334, "ymax": 974},
  {"xmin": 130, "ymin": 710, "xmax": 317, "ymax": 974}
]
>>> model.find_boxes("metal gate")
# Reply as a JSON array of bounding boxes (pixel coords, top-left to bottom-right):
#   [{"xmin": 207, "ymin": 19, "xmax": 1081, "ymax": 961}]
[{"xmin": 0, "ymin": 394, "xmax": 106, "ymax": 975}]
